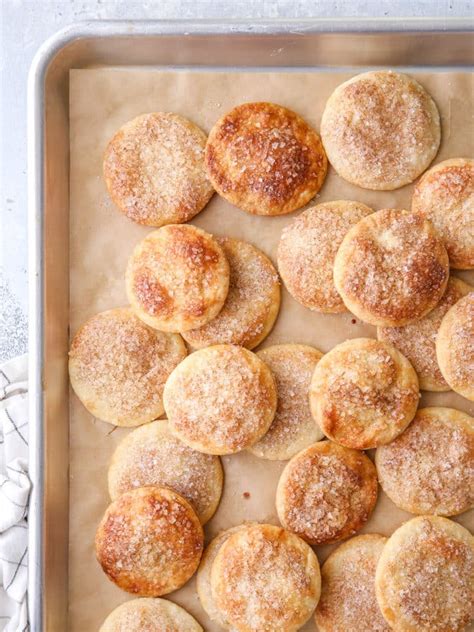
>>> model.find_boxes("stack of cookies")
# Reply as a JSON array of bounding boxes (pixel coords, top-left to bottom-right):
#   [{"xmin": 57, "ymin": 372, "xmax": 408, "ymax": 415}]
[{"xmin": 69, "ymin": 70, "xmax": 473, "ymax": 632}]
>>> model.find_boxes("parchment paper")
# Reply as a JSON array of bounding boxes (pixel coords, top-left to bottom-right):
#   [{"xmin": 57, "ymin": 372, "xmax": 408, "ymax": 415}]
[{"xmin": 69, "ymin": 69, "xmax": 474, "ymax": 632}]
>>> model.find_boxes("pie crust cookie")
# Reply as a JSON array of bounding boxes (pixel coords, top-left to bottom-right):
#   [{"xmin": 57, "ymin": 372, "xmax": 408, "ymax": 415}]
[
  {"xmin": 99, "ymin": 597, "xmax": 203, "ymax": 632},
  {"xmin": 205, "ymin": 102, "xmax": 327, "ymax": 216}
]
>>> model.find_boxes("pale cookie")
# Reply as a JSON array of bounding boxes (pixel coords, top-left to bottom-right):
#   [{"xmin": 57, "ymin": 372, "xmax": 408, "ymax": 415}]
[
  {"xmin": 412, "ymin": 158, "xmax": 474, "ymax": 269},
  {"xmin": 210, "ymin": 523, "xmax": 321, "ymax": 632},
  {"xmin": 321, "ymin": 70, "xmax": 440, "ymax": 190},
  {"xmin": 103, "ymin": 112, "xmax": 214, "ymax": 227},
  {"xmin": 126, "ymin": 224, "xmax": 230, "ymax": 333},
  {"xmin": 334, "ymin": 209, "xmax": 449, "ymax": 327},
  {"xmin": 163, "ymin": 344, "xmax": 277, "ymax": 455},
  {"xmin": 69, "ymin": 307, "xmax": 186, "ymax": 426},
  {"xmin": 182, "ymin": 237, "xmax": 280, "ymax": 349},
  {"xmin": 310, "ymin": 338, "xmax": 419, "ymax": 450},
  {"xmin": 108, "ymin": 420, "xmax": 223, "ymax": 524},
  {"xmin": 276, "ymin": 440, "xmax": 378, "ymax": 545},
  {"xmin": 95, "ymin": 486, "xmax": 203, "ymax": 596},
  {"xmin": 99, "ymin": 598, "xmax": 203, "ymax": 632},
  {"xmin": 277, "ymin": 200, "xmax": 373, "ymax": 313},
  {"xmin": 378, "ymin": 277, "xmax": 473, "ymax": 391},
  {"xmin": 196, "ymin": 525, "xmax": 249, "ymax": 627},
  {"xmin": 436, "ymin": 292, "xmax": 474, "ymax": 401},
  {"xmin": 376, "ymin": 407, "xmax": 474, "ymax": 517},
  {"xmin": 315, "ymin": 534, "xmax": 390, "ymax": 632},
  {"xmin": 249, "ymin": 344, "xmax": 324, "ymax": 460},
  {"xmin": 205, "ymin": 102, "xmax": 327, "ymax": 216},
  {"xmin": 375, "ymin": 516, "xmax": 474, "ymax": 632}
]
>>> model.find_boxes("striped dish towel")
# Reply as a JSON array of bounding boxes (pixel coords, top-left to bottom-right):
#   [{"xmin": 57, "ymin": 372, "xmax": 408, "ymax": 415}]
[{"xmin": 0, "ymin": 355, "xmax": 29, "ymax": 632}]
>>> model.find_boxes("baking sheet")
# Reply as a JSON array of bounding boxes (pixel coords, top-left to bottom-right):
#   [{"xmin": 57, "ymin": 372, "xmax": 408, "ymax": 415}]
[{"xmin": 69, "ymin": 68, "xmax": 474, "ymax": 631}]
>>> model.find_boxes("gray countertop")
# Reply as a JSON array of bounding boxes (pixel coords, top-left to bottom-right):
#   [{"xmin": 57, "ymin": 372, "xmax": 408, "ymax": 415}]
[{"xmin": 1, "ymin": 0, "xmax": 473, "ymax": 362}]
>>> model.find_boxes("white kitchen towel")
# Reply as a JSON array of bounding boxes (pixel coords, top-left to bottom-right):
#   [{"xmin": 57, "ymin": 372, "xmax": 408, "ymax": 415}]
[{"xmin": 0, "ymin": 355, "xmax": 30, "ymax": 632}]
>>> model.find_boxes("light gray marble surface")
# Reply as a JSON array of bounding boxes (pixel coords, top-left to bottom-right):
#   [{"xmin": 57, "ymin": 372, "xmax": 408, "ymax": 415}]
[{"xmin": 0, "ymin": 0, "xmax": 473, "ymax": 361}]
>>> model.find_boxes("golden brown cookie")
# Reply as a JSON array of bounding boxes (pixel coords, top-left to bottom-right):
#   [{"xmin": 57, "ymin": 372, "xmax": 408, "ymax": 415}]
[
  {"xmin": 376, "ymin": 407, "xmax": 474, "ymax": 517},
  {"xmin": 321, "ymin": 71, "xmax": 440, "ymax": 190},
  {"xmin": 436, "ymin": 292, "xmax": 474, "ymax": 401},
  {"xmin": 310, "ymin": 338, "xmax": 419, "ymax": 450},
  {"xmin": 334, "ymin": 209, "xmax": 449, "ymax": 327},
  {"xmin": 69, "ymin": 307, "xmax": 186, "ymax": 426},
  {"xmin": 375, "ymin": 516, "xmax": 474, "ymax": 632},
  {"xmin": 103, "ymin": 112, "xmax": 214, "ymax": 227},
  {"xmin": 412, "ymin": 158, "xmax": 474, "ymax": 269},
  {"xmin": 99, "ymin": 598, "xmax": 203, "ymax": 632},
  {"xmin": 107, "ymin": 420, "xmax": 223, "ymax": 524},
  {"xmin": 205, "ymin": 102, "xmax": 327, "ymax": 216},
  {"xmin": 210, "ymin": 523, "xmax": 321, "ymax": 632},
  {"xmin": 315, "ymin": 534, "xmax": 390, "ymax": 632},
  {"xmin": 126, "ymin": 224, "xmax": 230, "ymax": 333},
  {"xmin": 378, "ymin": 277, "xmax": 473, "ymax": 391},
  {"xmin": 249, "ymin": 344, "xmax": 324, "ymax": 460},
  {"xmin": 277, "ymin": 200, "xmax": 373, "ymax": 313},
  {"xmin": 276, "ymin": 441, "xmax": 378, "ymax": 545},
  {"xmin": 95, "ymin": 486, "xmax": 203, "ymax": 596},
  {"xmin": 196, "ymin": 525, "xmax": 248, "ymax": 627},
  {"xmin": 163, "ymin": 344, "xmax": 277, "ymax": 455},
  {"xmin": 182, "ymin": 237, "xmax": 280, "ymax": 349}
]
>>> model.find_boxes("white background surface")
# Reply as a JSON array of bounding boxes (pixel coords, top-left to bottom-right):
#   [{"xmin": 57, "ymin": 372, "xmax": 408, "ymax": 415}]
[{"xmin": 0, "ymin": 0, "xmax": 473, "ymax": 361}]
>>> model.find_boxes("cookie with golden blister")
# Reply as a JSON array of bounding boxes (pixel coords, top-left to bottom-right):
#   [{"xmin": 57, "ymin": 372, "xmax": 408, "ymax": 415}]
[
  {"xmin": 321, "ymin": 71, "xmax": 440, "ymax": 190},
  {"xmin": 378, "ymin": 277, "xmax": 473, "ymax": 391},
  {"xmin": 210, "ymin": 523, "xmax": 321, "ymax": 632},
  {"xmin": 412, "ymin": 158, "xmax": 474, "ymax": 269},
  {"xmin": 436, "ymin": 292, "xmax": 474, "ymax": 401},
  {"xmin": 277, "ymin": 200, "xmax": 373, "ymax": 313},
  {"xmin": 375, "ymin": 516, "xmax": 474, "ymax": 632},
  {"xmin": 182, "ymin": 238, "xmax": 280, "ymax": 350},
  {"xmin": 108, "ymin": 420, "xmax": 223, "ymax": 524},
  {"xmin": 126, "ymin": 224, "xmax": 230, "ymax": 333},
  {"xmin": 249, "ymin": 344, "xmax": 324, "ymax": 461},
  {"xmin": 334, "ymin": 208, "xmax": 449, "ymax": 327},
  {"xmin": 69, "ymin": 307, "xmax": 186, "ymax": 426},
  {"xmin": 315, "ymin": 534, "xmax": 390, "ymax": 632},
  {"xmin": 99, "ymin": 598, "xmax": 203, "ymax": 632},
  {"xmin": 95, "ymin": 486, "xmax": 203, "ymax": 596},
  {"xmin": 276, "ymin": 441, "xmax": 378, "ymax": 545},
  {"xmin": 310, "ymin": 338, "xmax": 419, "ymax": 450},
  {"xmin": 205, "ymin": 102, "xmax": 327, "ymax": 216},
  {"xmin": 376, "ymin": 407, "xmax": 474, "ymax": 517},
  {"xmin": 163, "ymin": 344, "xmax": 277, "ymax": 455},
  {"xmin": 103, "ymin": 112, "xmax": 214, "ymax": 227}
]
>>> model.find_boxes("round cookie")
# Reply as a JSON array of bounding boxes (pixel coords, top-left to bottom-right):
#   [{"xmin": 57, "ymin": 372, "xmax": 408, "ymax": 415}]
[
  {"xmin": 103, "ymin": 112, "xmax": 214, "ymax": 227},
  {"xmin": 99, "ymin": 598, "xmax": 203, "ymax": 632},
  {"xmin": 436, "ymin": 292, "xmax": 474, "ymax": 401},
  {"xmin": 277, "ymin": 200, "xmax": 373, "ymax": 313},
  {"xmin": 376, "ymin": 407, "xmax": 474, "ymax": 517},
  {"xmin": 375, "ymin": 516, "xmax": 474, "ymax": 632},
  {"xmin": 315, "ymin": 534, "xmax": 390, "ymax": 632},
  {"xmin": 126, "ymin": 224, "xmax": 230, "ymax": 333},
  {"xmin": 107, "ymin": 420, "xmax": 223, "ymax": 524},
  {"xmin": 182, "ymin": 238, "xmax": 280, "ymax": 349},
  {"xmin": 321, "ymin": 70, "xmax": 440, "ymax": 190},
  {"xmin": 378, "ymin": 277, "xmax": 473, "ymax": 391},
  {"xmin": 69, "ymin": 307, "xmax": 186, "ymax": 426},
  {"xmin": 210, "ymin": 523, "xmax": 321, "ymax": 632},
  {"xmin": 249, "ymin": 344, "xmax": 324, "ymax": 460},
  {"xmin": 163, "ymin": 344, "xmax": 277, "ymax": 455},
  {"xmin": 412, "ymin": 158, "xmax": 474, "ymax": 269},
  {"xmin": 205, "ymin": 102, "xmax": 327, "ymax": 216},
  {"xmin": 95, "ymin": 486, "xmax": 203, "ymax": 596},
  {"xmin": 196, "ymin": 525, "xmax": 248, "ymax": 627},
  {"xmin": 310, "ymin": 338, "xmax": 419, "ymax": 450},
  {"xmin": 276, "ymin": 440, "xmax": 378, "ymax": 545},
  {"xmin": 334, "ymin": 208, "xmax": 449, "ymax": 327}
]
